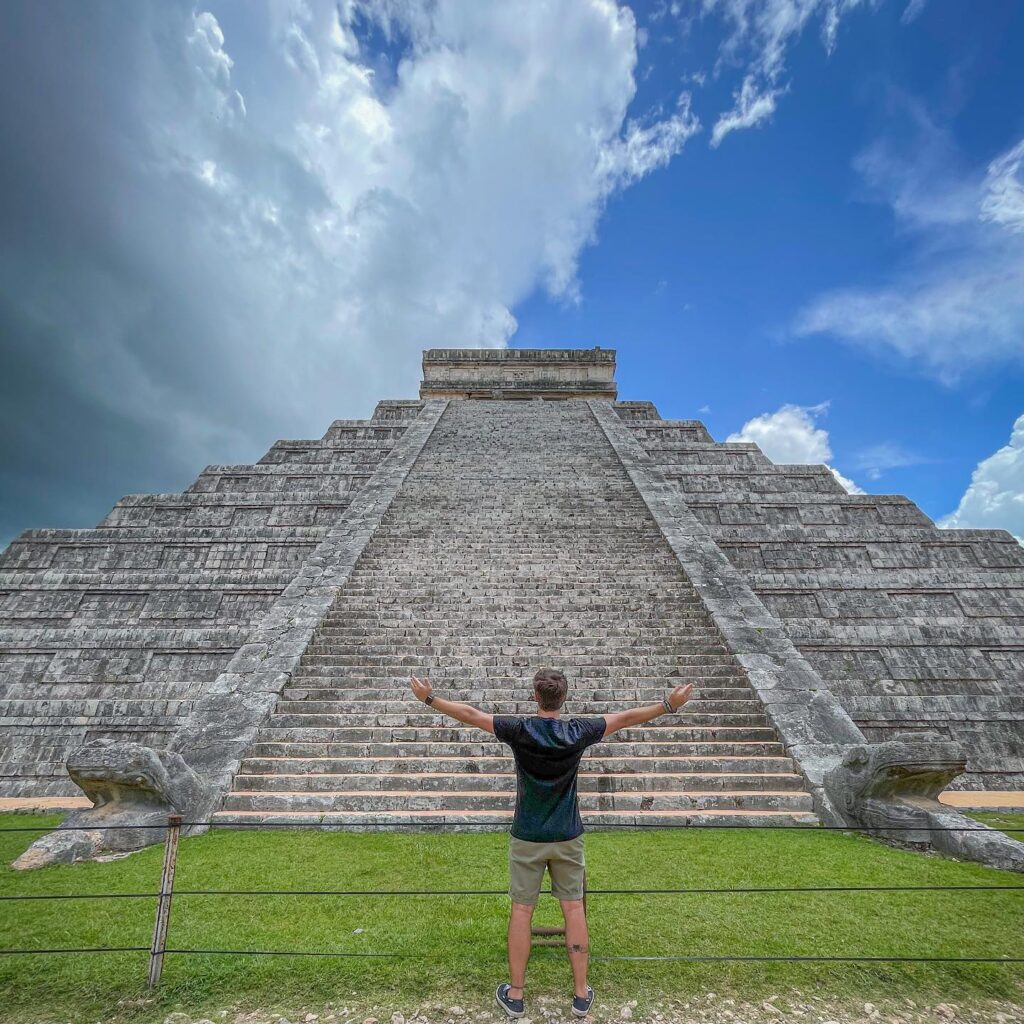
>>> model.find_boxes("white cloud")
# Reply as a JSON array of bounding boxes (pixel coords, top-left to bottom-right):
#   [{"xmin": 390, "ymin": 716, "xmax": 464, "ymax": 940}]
[
  {"xmin": 702, "ymin": 0, "xmax": 874, "ymax": 145},
  {"xmin": 849, "ymin": 103, "xmax": 978, "ymax": 228},
  {"xmin": 794, "ymin": 117, "xmax": 1024, "ymax": 381},
  {"xmin": 727, "ymin": 402, "xmax": 833, "ymax": 463},
  {"xmin": 710, "ymin": 74, "xmax": 781, "ymax": 147},
  {"xmin": 726, "ymin": 402, "xmax": 864, "ymax": 492},
  {"xmin": 981, "ymin": 138, "xmax": 1024, "ymax": 233},
  {"xmin": 0, "ymin": 0, "xmax": 698, "ymax": 542},
  {"xmin": 830, "ymin": 467, "xmax": 866, "ymax": 495},
  {"xmin": 853, "ymin": 441, "xmax": 927, "ymax": 480},
  {"xmin": 940, "ymin": 415, "xmax": 1024, "ymax": 543},
  {"xmin": 187, "ymin": 10, "xmax": 246, "ymax": 120},
  {"xmin": 599, "ymin": 95, "xmax": 700, "ymax": 191},
  {"xmin": 901, "ymin": 0, "xmax": 928, "ymax": 23}
]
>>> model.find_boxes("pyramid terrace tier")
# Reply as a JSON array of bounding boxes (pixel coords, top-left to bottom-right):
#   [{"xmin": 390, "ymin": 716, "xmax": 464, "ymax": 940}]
[
  {"xmin": 0, "ymin": 402, "xmax": 423, "ymax": 796},
  {"xmin": 615, "ymin": 402, "xmax": 1024, "ymax": 788}
]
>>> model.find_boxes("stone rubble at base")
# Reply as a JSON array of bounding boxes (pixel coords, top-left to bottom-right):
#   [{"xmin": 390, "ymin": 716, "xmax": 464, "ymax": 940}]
[
  {"xmin": 1, "ymin": 348, "xmax": 1023, "ymax": 866},
  {"xmin": 147, "ymin": 995, "xmax": 1024, "ymax": 1024}
]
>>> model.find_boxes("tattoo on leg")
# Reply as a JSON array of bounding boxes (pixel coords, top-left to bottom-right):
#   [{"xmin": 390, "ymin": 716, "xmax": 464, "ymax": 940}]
[{"xmin": 567, "ymin": 943, "xmax": 589, "ymax": 954}]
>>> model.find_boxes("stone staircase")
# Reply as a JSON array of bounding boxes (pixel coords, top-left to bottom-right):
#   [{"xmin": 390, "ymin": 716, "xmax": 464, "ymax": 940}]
[{"xmin": 215, "ymin": 400, "xmax": 817, "ymax": 828}]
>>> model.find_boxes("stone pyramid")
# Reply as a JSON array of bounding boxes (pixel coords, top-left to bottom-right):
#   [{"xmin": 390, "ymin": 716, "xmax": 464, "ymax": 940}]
[{"xmin": 2, "ymin": 348, "xmax": 1022, "ymax": 837}]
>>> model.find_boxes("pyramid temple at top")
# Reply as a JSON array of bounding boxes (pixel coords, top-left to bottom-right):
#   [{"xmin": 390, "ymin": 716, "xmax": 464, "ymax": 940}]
[{"xmin": 2, "ymin": 347, "xmax": 1023, "ymax": 837}]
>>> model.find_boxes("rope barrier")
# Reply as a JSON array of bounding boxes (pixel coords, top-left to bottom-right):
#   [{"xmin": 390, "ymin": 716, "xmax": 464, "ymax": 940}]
[
  {"xmin": 4, "ymin": 884, "xmax": 1022, "ymax": 901},
  {"xmin": 0, "ymin": 891, "xmax": 158, "ymax": 901},
  {"xmin": 0, "ymin": 947, "xmax": 149, "ymax": 956},
  {"xmin": 590, "ymin": 955, "xmax": 1024, "ymax": 964},
  {"xmin": 0, "ymin": 947, "xmax": 1020, "ymax": 965},
  {"xmin": 1, "ymin": 820, "xmax": 1021, "ymax": 833},
  {"xmin": 165, "ymin": 948, "xmax": 425, "ymax": 958},
  {"xmin": 158, "ymin": 951, "xmax": 1024, "ymax": 965}
]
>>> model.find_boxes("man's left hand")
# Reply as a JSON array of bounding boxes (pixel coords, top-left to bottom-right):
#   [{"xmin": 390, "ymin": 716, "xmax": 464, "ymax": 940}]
[{"xmin": 410, "ymin": 674, "xmax": 432, "ymax": 703}]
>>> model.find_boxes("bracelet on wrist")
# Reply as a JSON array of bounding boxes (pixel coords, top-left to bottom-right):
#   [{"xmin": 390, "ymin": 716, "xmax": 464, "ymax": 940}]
[
  {"xmin": 662, "ymin": 696, "xmax": 673, "ymax": 714},
  {"xmin": 424, "ymin": 694, "xmax": 435, "ymax": 707}
]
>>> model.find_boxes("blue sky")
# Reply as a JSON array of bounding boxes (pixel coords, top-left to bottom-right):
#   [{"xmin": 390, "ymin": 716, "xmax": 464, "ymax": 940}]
[
  {"xmin": 515, "ymin": 0, "xmax": 1024, "ymax": 527},
  {"xmin": 1, "ymin": 0, "xmax": 1023, "ymax": 546}
]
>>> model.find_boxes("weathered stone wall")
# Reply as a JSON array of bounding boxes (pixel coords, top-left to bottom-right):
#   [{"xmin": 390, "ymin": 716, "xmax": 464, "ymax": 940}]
[
  {"xmin": 613, "ymin": 402, "xmax": 1024, "ymax": 788},
  {"xmin": 0, "ymin": 401, "xmax": 424, "ymax": 796},
  {"xmin": 420, "ymin": 347, "xmax": 616, "ymax": 399}
]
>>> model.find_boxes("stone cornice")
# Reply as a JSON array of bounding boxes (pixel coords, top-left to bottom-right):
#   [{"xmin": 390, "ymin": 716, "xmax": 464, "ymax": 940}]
[{"xmin": 420, "ymin": 347, "xmax": 616, "ymax": 399}]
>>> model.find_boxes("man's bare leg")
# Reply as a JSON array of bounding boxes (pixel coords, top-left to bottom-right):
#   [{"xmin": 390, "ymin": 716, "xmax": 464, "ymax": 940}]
[
  {"xmin": 560, "ymin": 899, "xmax": 589, "ymax": 998},
  {"xmin": 507, "ymin": 902, "xmax": 535, "ymax": 998}
]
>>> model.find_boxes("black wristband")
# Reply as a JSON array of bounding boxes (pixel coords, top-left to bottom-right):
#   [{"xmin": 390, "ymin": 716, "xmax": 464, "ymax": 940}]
[
  {"xmin": 662, "ymin": 696, "xmax": 673, "ymax": 714},
  {"xmin": 424, "ymin": 694, "xmax": 435, "ymax": 707}
]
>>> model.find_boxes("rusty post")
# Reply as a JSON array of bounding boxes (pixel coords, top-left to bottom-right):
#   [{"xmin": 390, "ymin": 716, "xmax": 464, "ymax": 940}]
[
  {"xmin": 147, "ymin": 814, "xmax": 182, "ymax": 989},
  {"xmin": 531, "ymin": 873, "xmax": 587, "ymax": 948}
]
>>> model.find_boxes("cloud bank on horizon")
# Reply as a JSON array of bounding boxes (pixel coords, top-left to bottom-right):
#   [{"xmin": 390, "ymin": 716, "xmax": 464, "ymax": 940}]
[{"xmin": 0, "ymin": 0, "xmax": 1022, "ymax": 546}]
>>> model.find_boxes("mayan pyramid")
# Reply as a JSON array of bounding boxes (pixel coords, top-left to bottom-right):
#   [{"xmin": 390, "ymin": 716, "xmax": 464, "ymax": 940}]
[{"xmin": 2, "ymin": 348, "xmax": 1022, "ymax": 830}]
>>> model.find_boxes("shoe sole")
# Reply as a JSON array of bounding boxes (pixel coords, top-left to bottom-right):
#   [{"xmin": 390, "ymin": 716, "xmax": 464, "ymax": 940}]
[{"xmin": 495, "ymin": 985, "xmax": 525, "ymax": 1019}]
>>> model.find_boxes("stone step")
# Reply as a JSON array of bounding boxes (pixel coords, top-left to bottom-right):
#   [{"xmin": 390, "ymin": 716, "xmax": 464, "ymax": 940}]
[
  {"xmin": 345, "ymin": 565, "xmax": 704, "ymax": 575},
  {"xmin": 247, "ymin": 739, "xmax": 787, "ymax": 758},
  {"xmin": 294, "ymin": 664, "xmax": 746, "ymax": 677},
  {"xmin": 212, "ymin": 808, "xmax": 820, "ymax": 829},
  {"xmin": 319, "ymin": 615, "xmax": 721, "ymax": 627},
  {"xmin": 221, "ymin": 789, "xmax": 815, "ymax": 813},
  {"xmin": 324, "ymin": 598, "xmax": 716, "ymax": 609},
  {"xmin": 331, "ymin": 581, "xmax": 708, "ymax": 589},
  {"xmin": 302, "ymin": 641, "xmax": 731, "ymax": 655},
  {"xmin": 267, "ymin": 712, "xmax": 770, "ymax": 730},
  {"xmin": 310, "ymin": 628, "xmax": 727, "ymax": 641},
  {"xmin": 237, "ymin": 754, "xmax": 797, "ymax": 774},
  {"xmin": 313, "ymin": 626, "xmax": 726, "ymax": 638},
  {"xmin": 297, "ymin": 653, "xmax": 736, "ymax": 667},
  {"xmin": 278, "ymin": 686, "xmax": 755, "ymax": 702},
  {"xmin": 269, "ymin": 699, "xmax": 762, "ymax": 715},
  {"xmin": 294, "ymin": 666, "xmax": 739, "ymax": 679},
  {"xmin": 289, "ymin": 672, "xmax": 747, "ymax": 687},
  {"xmin": 330, "ymin": 577, "xmax": 705, "ymax": 584},
  {"xmin": 231, "ymin": 771, "xmax": 807, "ymax": 793},
  {"xmin": 256, "ymin": 724, "xmax": 777, "ymax": 742}
]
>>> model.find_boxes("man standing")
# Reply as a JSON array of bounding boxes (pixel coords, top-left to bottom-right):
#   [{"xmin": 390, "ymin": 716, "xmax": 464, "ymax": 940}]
[{"xmin": 409, "ymin": 668, "xmax": 694, "ymax": 1018}]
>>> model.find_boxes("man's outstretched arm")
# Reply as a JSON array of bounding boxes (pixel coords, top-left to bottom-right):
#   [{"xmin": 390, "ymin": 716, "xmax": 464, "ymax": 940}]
[
  {"xmin": 410, "ymin": 674, "xmax": 495, "ymax": 735},
  {"xmin": 602, "ymin": 683, "xmax": 694, "ymax": 738}
]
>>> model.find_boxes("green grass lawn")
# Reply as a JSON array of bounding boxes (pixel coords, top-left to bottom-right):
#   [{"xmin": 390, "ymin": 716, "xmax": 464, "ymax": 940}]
[
  {"xmin": 971, "ymin": 811, "xmax": 1024, "ymax": 838},
  {"xmin": 1, "ymin": 814, "xmax": 1022, "ymax": 1023}
]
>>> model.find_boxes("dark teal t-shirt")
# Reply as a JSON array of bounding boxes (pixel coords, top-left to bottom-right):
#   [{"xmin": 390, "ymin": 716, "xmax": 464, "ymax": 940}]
[{"xmin": 493, "ymin": 715, "xmax": 607, "ymax": 843}]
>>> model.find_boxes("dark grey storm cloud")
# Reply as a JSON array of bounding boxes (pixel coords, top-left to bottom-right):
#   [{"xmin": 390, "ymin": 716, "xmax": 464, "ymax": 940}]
[{"xmin": 0, "ymin": 0, "xmax": 699, "ymax": 546}]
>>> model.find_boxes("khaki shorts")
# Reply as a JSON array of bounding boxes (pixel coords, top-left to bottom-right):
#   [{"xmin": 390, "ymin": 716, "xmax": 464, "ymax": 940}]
[{"xmin": 508, "ymin": 835, "xmax": 586, "ymax": 905}]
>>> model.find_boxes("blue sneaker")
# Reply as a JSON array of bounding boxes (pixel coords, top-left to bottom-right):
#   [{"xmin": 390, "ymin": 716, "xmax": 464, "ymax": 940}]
[
  {"xmin": 495, "ymin": 983, "xmax": 525, "ymax": 1019},
  {"xmin": 571, "ymin": 986, "xmax": 594, "ymax": 1018}
]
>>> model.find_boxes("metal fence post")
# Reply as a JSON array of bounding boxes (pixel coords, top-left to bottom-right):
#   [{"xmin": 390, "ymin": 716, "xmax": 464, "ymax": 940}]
[
  {"xmin": 531, "ymin": 873, "xmax": 587, "ymax": 948},
  {"xmin": 147, "ymin": 814, "xmax": 182, "ymax": 989}
]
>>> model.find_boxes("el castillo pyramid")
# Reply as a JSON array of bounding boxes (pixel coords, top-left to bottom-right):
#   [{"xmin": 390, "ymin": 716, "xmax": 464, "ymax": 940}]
[{"xmin": 3, "ymin": 349, "xmax": 1024, "ymax": 862}]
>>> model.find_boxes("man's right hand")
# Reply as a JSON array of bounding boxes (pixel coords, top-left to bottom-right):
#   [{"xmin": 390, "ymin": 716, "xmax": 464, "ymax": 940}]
[
  {"xmin": 410, "ymin": 674, "xmax": 432, "ymax": 704},
  {"xmin": 667, "ymin": 682, "xmax": 695, "ymax": 710}
]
